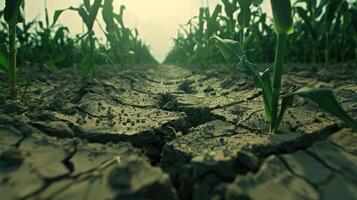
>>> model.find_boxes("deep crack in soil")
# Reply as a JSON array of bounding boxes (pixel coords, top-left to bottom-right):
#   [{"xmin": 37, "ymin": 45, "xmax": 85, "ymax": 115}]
[{"xmin": 0, "ymin": 64, "xmax": 356, "ymax": 200}]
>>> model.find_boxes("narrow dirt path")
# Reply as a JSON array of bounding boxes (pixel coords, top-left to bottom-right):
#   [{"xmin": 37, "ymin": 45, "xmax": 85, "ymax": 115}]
[{"xmin": 0, "ymin": 64, "xmax": 356, "ymax": 199}]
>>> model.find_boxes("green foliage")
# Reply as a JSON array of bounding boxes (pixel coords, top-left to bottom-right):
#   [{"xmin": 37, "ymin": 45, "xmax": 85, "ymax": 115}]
[
  {"xmin": 0, "ymin": 43, "xmax": 10, "ymax": 74},
  {"xmin": 211, "ymin": 0, "xmax": 356, "ymax": 132},
  {"xmin": 101, "ymin": 0, "xmax": 157, "ymax": 67},
  {"xmin": 48, "ymin": 0, "xmax": 156, "ymax": 77},
  {"xmin": 270, "ymin": 0, "xmax": 294, "ymax": 34},
  {"xmin": 2, "ymin": 0, "xmax": 24, "ymax": 99},
  {"xmin": 210, "ymin": 35, "xmax": 242, "ymax": 60},
  {"xmin": 53, "ymin": 0, "xmax": 103, "ymax": 78},
  {"xmin": 237, "ymin": 0, "xmax": 252, "ymax": 28},
  {"xmin": 294, "ymin": 87, "xmax": 357, "ymax": 130},
  {"xmin": 24, "ymin": 4, "xmax": 76, "ymax": 70},
  {"xmin": 4, "ymin": 0, "xmax": 23, "ymax": 25},
  {"xmin": 294, "ymin": 0, "xmax": 345, "ymax": 65},
  {"xmin": 0, "ymin": 0, "xmax": 156, "ymax": 90},
  {"xmin": 53, "ymin": 0, "xmax": 102, "ymax": 31},
  {"xmin": 166, "ymin": 0, "xmax": 356, "ymax": 65},
  {"xmin": 164, "ymin": 4, "xmax": 225, "ymax": 66}
]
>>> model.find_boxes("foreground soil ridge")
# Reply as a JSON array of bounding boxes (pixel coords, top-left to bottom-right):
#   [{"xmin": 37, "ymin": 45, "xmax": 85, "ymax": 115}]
[{"xmin": 0, "ymin": 64, "xmax": 356, "ymax": 200}]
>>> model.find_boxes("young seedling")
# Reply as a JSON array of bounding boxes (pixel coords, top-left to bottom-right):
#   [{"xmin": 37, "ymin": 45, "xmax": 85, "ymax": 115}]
[
  {"xmin": 212, "ymin": 0, "xmax": 357, "ymax": 132},
  {"xmin": 53, "ymin": 0, "xmax": 103, "ymax": 78},
  {"xmin": 1, "ymin": 0, "xmax": 24, "ymax": 100}
]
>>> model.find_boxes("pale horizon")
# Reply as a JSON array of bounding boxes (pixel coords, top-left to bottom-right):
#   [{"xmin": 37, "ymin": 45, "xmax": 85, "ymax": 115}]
[{"xmin": 4, "ymin": 0, "xmax": 271, "ymax": 62}]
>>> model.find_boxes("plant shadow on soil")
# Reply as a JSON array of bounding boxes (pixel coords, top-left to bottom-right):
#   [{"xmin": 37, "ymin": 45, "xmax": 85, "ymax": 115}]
[{"xmin": 0, "ymin": 63, "xmax": 356, "ymax": 200}]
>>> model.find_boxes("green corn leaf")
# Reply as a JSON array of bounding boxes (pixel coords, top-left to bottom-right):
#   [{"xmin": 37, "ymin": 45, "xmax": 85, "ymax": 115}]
[
  {"xmin": 83, "ymin": 0, "xmax": 91, "ymax": 11},
  {"xmin": 324, "ymin": 0, "xmax": 343, "ymax": 32},
  {"xmin": 102, "ymin": 0, "xmax": 115, "ymax": 32},
  {"xmin": 238, "ymin": 61, "xmax": 274, "ymax": 122},
  {"xmin": 273, "ymin": 95, "xmax": 294, "ymax": 132},
  {"xmin": 203, "ymin": 7, "xmax": 210, "ymax": 21},
  {"xmin": 237, "ymin": 0, "xmax": 252, "ymax": 28},
  {"xmin": 242, "ymin": 33, "xmax": 255, "ymax": 50},
  {"xmin": 53, "ymin": 27, "xmax": 69, "ymax": 42},
  {"xmin": 271, "ymin": 87, "xmax": 357, "ymax": 132},
  {"xmin": 54, "ymin": 0, "xmax": 102, "ymax": 31},
  {"xmin": 295, "ymin": 87, "xmax": 357, "ymax": 130},
  {"xmin": 4, "ymin": 0, "xmax": 23, "ymax": 24},
  {"xmin": 21, "ymin": 0, "xmax": 25, "ymax": 10},
  {"xmin": 296, "ymin": 6, "xmax": 318, "ymax": 40},
  {"xmin": 350, "ymin": 3, "xmax": 357, "ymax": 31},
  {"xmin": 222, "ymin": 0, "xmax": 238, "ymax": 18},
  {"xmin": 252, "ymin": 0, "xmax": 263, "ymax": 7},
  {"xmin": 198, "ymin": 7, "xmax": 205, "ymax": 34},
  {"xmin": 270, "ymin": 0, "xmax": 294, "ymax": 34},
  {"xmin": 211, "ymin": 36, "xmax": 263, "ymax": 85},
  {"xmin": 45, "ymin": 1, "xmax": 50, "ymax": 28},
  {"xmin": 210, "ymin": 35, "xmax": 243, "ymax": 61},
  {"xmin": 0, "ymin": 43, "xmax": 10, "ymax": 74},
  {"xmin": 317, "ymin": 0, "xmax": 331, "ymax": 16},
  {"xmin": 212, "ymin": 35, "xmax": 274, "ymax": 121},
  {"xmin": 260, "ymin": 68, "xmax": 273, "ymax": 121},
  {"xmin": 52, "ymin": 9, "xmax": 67, "ymax": 26},
  {"xmin": 211, "ymin": 4, "xmax": 222, "ymax": 22},
  {"xmin": 88, "ymin": 0, "xmax": 103, "ymax": 30},
  {"xmin": 114, "ymin": 5, "xmax": 126, "ymax": 28},
  {"xmin": 70, "ymin": 7, "xmax": 90, "ymax": 29},
  {"xmin": 53, "ymin": 7, "xmax": 90, "ymax": 29}
]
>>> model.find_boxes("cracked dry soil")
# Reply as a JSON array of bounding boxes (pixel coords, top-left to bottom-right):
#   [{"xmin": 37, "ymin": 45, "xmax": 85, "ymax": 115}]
[{"xmin": 0, "ymin": 63, "xmax": 356, "ymax": 200}]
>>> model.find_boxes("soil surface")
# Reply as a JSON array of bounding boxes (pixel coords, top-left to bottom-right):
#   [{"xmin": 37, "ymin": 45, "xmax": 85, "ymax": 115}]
[{"xmin": 0, "ymin": 63, "xmax": 356, "ymax": 200}]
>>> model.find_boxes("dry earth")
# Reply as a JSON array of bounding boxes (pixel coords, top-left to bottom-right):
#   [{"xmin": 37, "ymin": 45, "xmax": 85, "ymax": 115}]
[{"xmin": 0, "ymin": 63, "xmax": 356, "ymax": 200}]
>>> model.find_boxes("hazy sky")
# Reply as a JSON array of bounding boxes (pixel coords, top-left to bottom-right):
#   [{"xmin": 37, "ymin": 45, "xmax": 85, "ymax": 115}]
[{"xmin": 14, "ymin": 0, "xmax": 271, "ymax": 62}]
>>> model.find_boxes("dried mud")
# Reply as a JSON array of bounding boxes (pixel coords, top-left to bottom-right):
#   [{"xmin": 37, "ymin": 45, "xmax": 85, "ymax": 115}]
[{"xmin": 0, "ymin": 63, "xmax": 356, "ymax": 200}]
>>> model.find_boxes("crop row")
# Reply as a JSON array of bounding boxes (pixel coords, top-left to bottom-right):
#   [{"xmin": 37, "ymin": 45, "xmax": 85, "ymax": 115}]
[{"xmin": 165, "ymin": 0, "xmax": 357, "ymax": 66}]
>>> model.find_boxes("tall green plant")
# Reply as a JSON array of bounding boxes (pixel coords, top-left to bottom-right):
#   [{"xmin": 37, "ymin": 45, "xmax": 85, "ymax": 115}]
[
  {"xmin": 53, "ymin": 0, "xmax": 103, "ymax": 78},
  {"xmin": 269, "ymin": 0, "xmax": 294, "ymax": 132},
  {"xmin": 101, "ymin": 0, "xmax": 156, "ymax": 67},
  {"xmin": 221, "ymin": 0, "xmax": 238, "ymax": 37},
  {"xmin": 353, "ymin": 2, "xmax": 357, "ymax": 62},
  {"xmin": 1, "ymin": 0, "xmax": 24, "ymax": 99},
  {"xmin": 324, "ymin": 0, "xmax": 343, "ymax": 65},
  {"xmin": 212, "ymin": 0, "xmax": 357, "ymax": 132},
  {"xmin": 295, "ymin": 0, "xmax": 345, "ymax": 64},
  {"xmin": 167, "ymin": 0, "xmax": 356, "ymax": 65}
]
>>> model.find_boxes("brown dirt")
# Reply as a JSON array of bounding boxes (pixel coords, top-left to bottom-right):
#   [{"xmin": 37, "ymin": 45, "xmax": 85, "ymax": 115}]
[{"xmin": 0, "ymin": 63, "xmax": 356, "ymax": 200}]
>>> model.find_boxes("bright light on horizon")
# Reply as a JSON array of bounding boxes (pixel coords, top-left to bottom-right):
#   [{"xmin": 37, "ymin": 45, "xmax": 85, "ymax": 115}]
[{"xmin": 6, "ymin": 0, "xmax": 271, "ymax": 62}]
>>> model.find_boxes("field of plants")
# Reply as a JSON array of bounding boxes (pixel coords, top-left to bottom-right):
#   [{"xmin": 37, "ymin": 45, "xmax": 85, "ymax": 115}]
[{"xmin": 0, "ymin": 0, "xmax": 356, "ymax": 199}]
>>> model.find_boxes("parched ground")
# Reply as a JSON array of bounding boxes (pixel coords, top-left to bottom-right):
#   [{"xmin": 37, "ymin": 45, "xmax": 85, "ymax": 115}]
[{"xmin": 0, "ymin": 63, "xmax": 356, "ymax": 200}]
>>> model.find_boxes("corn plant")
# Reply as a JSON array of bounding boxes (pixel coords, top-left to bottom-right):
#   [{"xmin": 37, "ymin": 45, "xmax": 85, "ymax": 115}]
[
  {"xmin": 102, "ymin": 0, "xmax": 126, "ymax": 67},
  {"xmin": 20, "ymin": 0, "xmax": 72, "ymax": 69},
  {"xmin": 0, "ymin": 0, "xmax": 23, "ymax": 99},
  {"xmin": 335, "ymin": 1, "xmax": 356, "ymax": 62},
  {"xmin": 353, "ymin": 2, "xmax": 357, "ymax": 62},
  {"xmin": 167, "ymin": 0, "xmax": 356, "ymax": 66},
  {"xmin": 295, "ymin": 0, "xmax": 322, "ymax": 63},
  {"xmin": 164, "ymin": 4, "xmax": 226, "ymax": 66},
  {"xmin": 250, "ymin": 9, "xmax": 275, "ymax": 62},
  {"xmin": 295, "ymin": 0, "xmax": 344, "ymax": 64},
  {"xmin": 53, "ymin": 0, "xmax": 103, "ymax": 78},
  {"xmin": 101, "ymin": 0, "xmax": 156, "ymax": 67},
  {"xmin": 212, "ymin": 0, "xmax": 357, "ymax": 132},
  {"xmin": 221, "ymin": 0, "xmax": 238, "ymax": 39}
]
